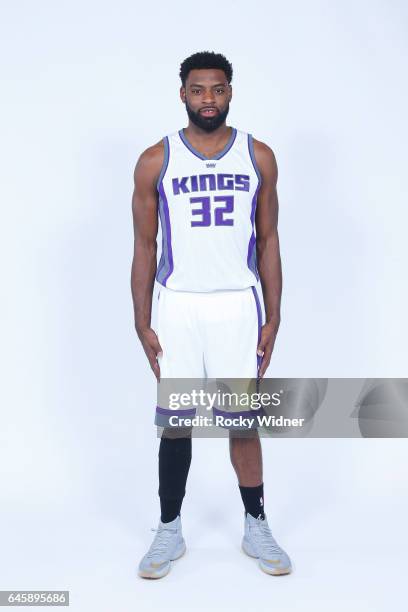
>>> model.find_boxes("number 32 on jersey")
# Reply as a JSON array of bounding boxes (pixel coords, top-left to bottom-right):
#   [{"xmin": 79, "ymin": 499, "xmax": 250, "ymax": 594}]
[{"xmin": 189, "ymin": 195, "xmax": 234, "ymax": 227}]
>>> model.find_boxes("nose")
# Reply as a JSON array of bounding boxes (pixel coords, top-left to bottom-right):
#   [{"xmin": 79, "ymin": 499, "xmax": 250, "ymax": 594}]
[{"xmin": 202, "ymin": 89, "xmax": 216, "ymax": 104}]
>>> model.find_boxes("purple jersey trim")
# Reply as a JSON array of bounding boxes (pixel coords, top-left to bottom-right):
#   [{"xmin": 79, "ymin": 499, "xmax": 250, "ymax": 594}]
[
  {"xmin": 155, "ymin": 137, "xmax": 174, "ymax": 286},
  {"xmin": 156, "ymin": 136, "xmax": 170, "ymax": 189},
  {"xmin": 247, "ymin": 133, "xmax": 262, "ymax": 183},
  {"xmin": 247, "ymin": 134, "xmax": 262, "ymax": 281},
  {"xmin": 178, "ymin": 127, "xmax": 237, "ymax": 161},
  {"xmin": 247, "ymin": 185, "xmax": 260, "ymax": 282},
  {"xmin": 158, "ymin": 182, "xmax": 174, "ymax": 286}
]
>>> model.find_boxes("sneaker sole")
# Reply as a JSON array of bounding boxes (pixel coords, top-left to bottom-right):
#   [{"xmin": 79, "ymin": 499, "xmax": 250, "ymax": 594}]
[
  {"xmin": 138, "ymin": 541, "xmax": 186, "ymax": 579},
  {"xmin": 241, "ymin": 543, "xmax": 292, "ymax": 576}
]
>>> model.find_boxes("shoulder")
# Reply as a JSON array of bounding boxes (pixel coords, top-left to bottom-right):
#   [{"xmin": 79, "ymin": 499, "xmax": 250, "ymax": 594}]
[
  {"xmin": 133, "ymin": 138, "xmax": 166, "ymax": 185},
  {"xmin": 251, "ymin": 136, "xmax": 278, "ymax": 183}
]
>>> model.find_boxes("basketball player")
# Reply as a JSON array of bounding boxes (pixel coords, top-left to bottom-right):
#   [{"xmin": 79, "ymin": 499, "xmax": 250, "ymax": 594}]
[{"xmin": 131, "ymin": 51, "xmax": 292, "ymax": 578}]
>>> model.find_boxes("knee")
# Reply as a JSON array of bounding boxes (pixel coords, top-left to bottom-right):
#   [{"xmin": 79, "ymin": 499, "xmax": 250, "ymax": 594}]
[{"xmin": 162, "ymin": 426, "xmax": 193, "ymax": 440}]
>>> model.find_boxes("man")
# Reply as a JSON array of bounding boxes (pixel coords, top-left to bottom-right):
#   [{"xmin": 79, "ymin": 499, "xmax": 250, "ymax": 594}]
[{"xmin": 131, "ymin": 51, "xmax": 292, "ymax": 578}]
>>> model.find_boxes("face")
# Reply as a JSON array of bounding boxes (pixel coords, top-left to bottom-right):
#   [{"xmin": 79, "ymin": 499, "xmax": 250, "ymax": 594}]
[{"xmin": 180, "ymin": 68, "xmax": 232, "ymax": 132}]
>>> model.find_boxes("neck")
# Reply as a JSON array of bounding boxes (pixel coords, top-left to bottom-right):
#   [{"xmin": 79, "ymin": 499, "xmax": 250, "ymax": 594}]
[{"xmin": 184, "ymin": 122, "xmax": 230, "ymax": 143}]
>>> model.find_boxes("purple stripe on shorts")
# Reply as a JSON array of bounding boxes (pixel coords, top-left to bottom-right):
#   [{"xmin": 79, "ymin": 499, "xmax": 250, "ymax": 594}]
[
  {"xmin": 213, "ymin": 406, "xmax": 264, "ymax": 419},
  {"xmin": 156, "ymin": 406, "xmax": 197, "ymax": 416},
  {"xmin": 251, "ymin": 286, "xmax": 262, "ymax": 376}
]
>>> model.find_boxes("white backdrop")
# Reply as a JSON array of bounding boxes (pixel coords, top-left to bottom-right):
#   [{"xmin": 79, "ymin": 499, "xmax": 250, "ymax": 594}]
[{"xmin": 1, "ymin": 1, "xmax": 407, "ymax": 610}]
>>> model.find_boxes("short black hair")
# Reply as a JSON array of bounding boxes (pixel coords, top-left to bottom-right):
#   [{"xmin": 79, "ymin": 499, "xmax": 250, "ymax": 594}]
[{"xmin": 179, "ymin": 51, "xmax": 233, "ymax": 87}]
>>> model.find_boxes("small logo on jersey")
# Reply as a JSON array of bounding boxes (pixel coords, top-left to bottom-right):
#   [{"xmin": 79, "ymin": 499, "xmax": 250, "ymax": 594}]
[{"xmin": 206, "ymin": 162, "xmax": 216, "ymax": 168}]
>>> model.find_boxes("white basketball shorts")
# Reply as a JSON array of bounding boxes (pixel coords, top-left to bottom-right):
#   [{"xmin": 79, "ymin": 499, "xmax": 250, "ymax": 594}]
[{"xmin": 153, "ymin": 284, "xmax": 263, "ymax": 426}]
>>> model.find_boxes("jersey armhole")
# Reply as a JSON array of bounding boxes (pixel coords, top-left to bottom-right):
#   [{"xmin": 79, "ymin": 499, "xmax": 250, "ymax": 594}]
[
  {"xmin": 247, "ymin": 133, "xmax": 262, "ymax": 188},
  {"xmin": 156, "ymin": 136, "xmax": 170, "ymax": 192}
]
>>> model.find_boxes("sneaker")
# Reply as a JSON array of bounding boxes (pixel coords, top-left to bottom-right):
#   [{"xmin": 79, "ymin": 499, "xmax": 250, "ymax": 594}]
[
  {"xmin": 138, "ymin": 515, "xmax": 186, "ymax": 579},
  {"xmin": 242, "ymin": 512, "xmax": 292, "ymax": 575}
]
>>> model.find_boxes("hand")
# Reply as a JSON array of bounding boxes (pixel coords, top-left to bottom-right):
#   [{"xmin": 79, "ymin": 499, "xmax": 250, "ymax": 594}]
[
  {"xmin": 137, "ymin": 327, "xmax": 163, "ymax": 382},
  {"xmin": 257, "ymin": 319, "xmax": 280, "ymax": 379}
]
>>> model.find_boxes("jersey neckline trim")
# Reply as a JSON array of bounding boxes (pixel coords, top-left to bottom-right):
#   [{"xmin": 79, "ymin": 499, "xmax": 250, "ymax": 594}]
[{"xmin": 178, "ymin": 126, "xmax": 237, "ymax": 161}]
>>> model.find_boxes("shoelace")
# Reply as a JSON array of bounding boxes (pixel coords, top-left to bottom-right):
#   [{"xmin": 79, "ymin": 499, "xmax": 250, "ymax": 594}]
[
  {"xmin": 146, "ymin": 526, "xmax": 178, "ymax": 559},
  {"xmin": 250, "ymin": 521, "xmax": 283, "ymax": 556}
]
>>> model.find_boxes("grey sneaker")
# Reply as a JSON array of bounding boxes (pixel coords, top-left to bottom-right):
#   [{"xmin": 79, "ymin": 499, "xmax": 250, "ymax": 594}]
[
  {"xmin": 242, "ymin": 512, "xmax": 292, "ymax": 575},
  {"xmin": 138, "ymin": 515, "xmax": 186, "ymax": 579}
]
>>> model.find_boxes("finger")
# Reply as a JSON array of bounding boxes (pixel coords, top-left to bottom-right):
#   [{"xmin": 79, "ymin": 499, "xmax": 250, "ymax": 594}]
[
  {"xmin": 144, "ymin": 334, "xmax": 163, "ymax": 361},
  {"xmin": 258, "ymin": 358, "xmax": 269, "ymax": 379},
  {"xmin": 147, "ymin": 349, "xmax": 161, "ymax": 381},
  {"xmin": 153, "ymin": 339, "xmax": 163, "ymax": 358},
  {"xmin": 257, "ymin": 328, "xmax": 269, "ymax": 355},
  {"xmin": 149, "ymin": 353, "xmax": 161, "ymax": 382},
  {"xmin": 258, "ymin": 346, "xmax": 273, "ymax": 378},
  {"xmin": 151, "ymin": 360, "xmax": 161, "ymax": 382},
  {"xmin": 257, "ymin": 336, "xmax": 266, "ymax": 368},
  {"xmin": 257, "ymin": 336, "xmax": 266, "ymax": 356},
  {"xmin": 143, "ymin": 328, "xmax": 163, "ymax": 356}
]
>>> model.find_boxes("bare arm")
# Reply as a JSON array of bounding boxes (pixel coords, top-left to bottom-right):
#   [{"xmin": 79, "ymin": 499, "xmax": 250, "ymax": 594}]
[
  {"xmin": 130, "ymin": 140, "xmax": 164, "ymax": 380},
  {"xmin": 253, "ymin": 139, "xmax": 282, "ymax": 378}
]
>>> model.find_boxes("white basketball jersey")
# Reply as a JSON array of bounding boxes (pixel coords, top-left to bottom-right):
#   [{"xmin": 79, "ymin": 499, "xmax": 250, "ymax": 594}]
[{"xmin": 156, "ymin": 126, "xmax": 262, "ymax": 292}]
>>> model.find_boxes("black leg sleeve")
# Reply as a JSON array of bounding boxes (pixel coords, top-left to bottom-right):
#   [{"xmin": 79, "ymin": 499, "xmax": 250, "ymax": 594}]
[{"xmin": 158, "ymin": 436, "xmax": 192, "ymax": 522}]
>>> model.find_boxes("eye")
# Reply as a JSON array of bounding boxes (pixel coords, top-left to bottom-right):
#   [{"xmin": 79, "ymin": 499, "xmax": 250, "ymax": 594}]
[
  {"xmin": 191, "ymin": 89, "xmax": 201, "ymax": 94},
  {"xmin": 215, "ymin": 89, "xmax": 225, "ymax": 94}
]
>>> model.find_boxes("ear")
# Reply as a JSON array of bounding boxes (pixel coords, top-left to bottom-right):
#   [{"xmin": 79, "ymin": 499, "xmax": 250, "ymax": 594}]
[
  {"xmin": 180, "ymin": 86, "xmax": 186, "ymax": 104},
  {"xmin": 228, "ymin": 84, "xmax": 233, "ymax": 102}
]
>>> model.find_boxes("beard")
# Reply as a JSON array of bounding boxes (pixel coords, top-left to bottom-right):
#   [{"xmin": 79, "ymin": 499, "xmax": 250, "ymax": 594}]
[{"xmin": 185, "ymin": 100, "xmax": 230, "ymax": 132}]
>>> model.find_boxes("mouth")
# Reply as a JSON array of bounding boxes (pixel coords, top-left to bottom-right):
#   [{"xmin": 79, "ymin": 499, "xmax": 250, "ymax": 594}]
[{"xmin": 200, "ymin": 108, "xmax": 218, "ymax": 117}]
